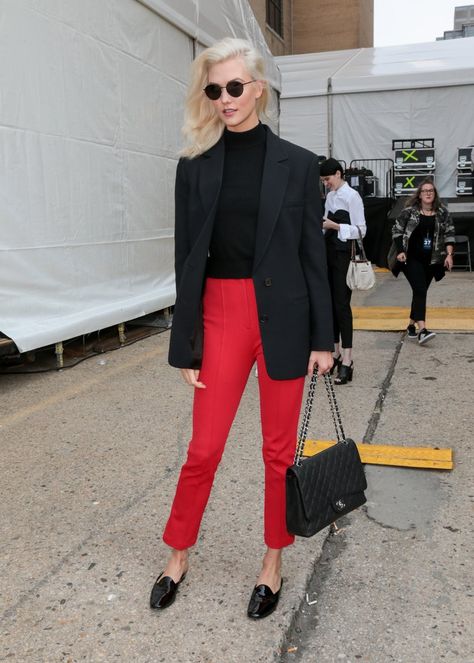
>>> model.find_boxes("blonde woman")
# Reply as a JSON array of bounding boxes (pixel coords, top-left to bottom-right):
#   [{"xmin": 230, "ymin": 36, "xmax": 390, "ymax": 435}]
[{"xmin": 150, "ymin": 38, "xmax": 333, "ymax": 619}]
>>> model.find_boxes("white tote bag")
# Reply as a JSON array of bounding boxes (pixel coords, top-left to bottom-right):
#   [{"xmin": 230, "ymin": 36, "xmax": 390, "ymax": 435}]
[{"xmin": 346, "ymin": 227, "xmax": 375, "ymax": 291}]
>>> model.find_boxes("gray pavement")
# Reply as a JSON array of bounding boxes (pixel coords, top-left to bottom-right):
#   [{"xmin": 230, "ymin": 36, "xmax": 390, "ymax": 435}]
[{"xmin": 1, "ymin": 270, "xmax": 473, "ymax": 663}]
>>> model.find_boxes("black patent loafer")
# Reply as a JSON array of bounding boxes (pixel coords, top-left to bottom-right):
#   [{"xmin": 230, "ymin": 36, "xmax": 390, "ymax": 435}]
[
  {"xmin": 149, "ymin": 572, "xmax": 186, "ymax": 610},
  {"xmin": 247, "ymin": 581, "xmax": 283, "ymax": 619}
]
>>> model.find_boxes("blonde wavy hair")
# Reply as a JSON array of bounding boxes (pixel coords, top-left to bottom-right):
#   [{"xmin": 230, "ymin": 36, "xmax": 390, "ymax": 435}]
[{"xmin": 181, "ymin": 38, "xmax": 269, "ymax": 159}]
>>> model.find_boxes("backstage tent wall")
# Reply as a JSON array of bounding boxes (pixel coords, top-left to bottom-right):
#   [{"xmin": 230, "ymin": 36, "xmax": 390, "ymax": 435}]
[
  {"xmin": 0, "ymin": 0, "xmax": 279, "ymax": 353},
  {"xmin": 276, "ymin": 38, "xmax": 474, "ymax": 197}
]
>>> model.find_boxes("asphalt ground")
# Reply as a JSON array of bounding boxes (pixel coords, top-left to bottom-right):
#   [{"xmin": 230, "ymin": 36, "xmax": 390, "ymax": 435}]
[{"xmin": 1, "ymin": 270, "xmax": 473, "ymax": 663}]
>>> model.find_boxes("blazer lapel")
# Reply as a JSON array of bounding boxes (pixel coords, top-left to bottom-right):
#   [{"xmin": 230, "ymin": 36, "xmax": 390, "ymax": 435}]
[
  {"xmin": 199, "ymin": 136, "xmax": 225, "ymax": 217},
  {"xmin": 253, "ymin": 128, "xmax": 289, "ymax": 271}
]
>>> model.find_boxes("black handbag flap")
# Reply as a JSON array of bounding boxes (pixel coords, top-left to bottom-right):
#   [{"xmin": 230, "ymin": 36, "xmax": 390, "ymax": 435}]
[{"xmin": 331, "ymin": 490, "xmax": 365, "ymax": 513}]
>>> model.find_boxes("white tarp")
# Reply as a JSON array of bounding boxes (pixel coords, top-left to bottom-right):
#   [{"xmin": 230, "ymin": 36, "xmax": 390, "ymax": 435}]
[
  {"xmin": 276, "ymin": 38, "xmax": 474, "ymax": 196},
  {"xmin": 0, "ymin": 0, "xmax": 279, "ymax": 353}
]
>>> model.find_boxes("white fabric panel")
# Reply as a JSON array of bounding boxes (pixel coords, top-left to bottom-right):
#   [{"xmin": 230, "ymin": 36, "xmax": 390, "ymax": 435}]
[
  {"xmin": 277, "ymin": 40, "xmax": 474, "ymax": 199},
  {"xmin": 1, "ymin": 0, "xmax": 273, "ymax": 353},
  {"xmin": 133, "ymin": 0, "xmax": 199, "ymax": 44},
  {"xmin": 3, "ymin": 240, "xmax": 175, "ymax": 353},
  {"xmin": 140, "ymin": 0, "xmax": 280, "ymax": 90},
  {"xmin": 332, "ymin": 39, "xmax": 474, "ymax": 93},
  {"xmin": 119, "ymin": 50, "xmax": 187, "ymax": 157},
  {"xmin": 276, "ymin": 39, "xmax": 474, "ymax": 97},
  {"xmin": 0, "ymin": 1, "xmax": 119, "ymax": 142},
  {"xmin": 279, "ymin": 97, "xmax": 328, "ymax": 157},
  {"xmin": 0, "ymin": 122, "xmax": 175, "ymax": 351},
  {"xmin": 275, "ymin": 50, "xmax": 360, "ymax": 98},
  {"xmin": 332, "ymin": 86, "xmax": 473, "ymax": 197},
  {"xmin": 331, "ymin": 90, "xmax": 411, "ymax": 162}
]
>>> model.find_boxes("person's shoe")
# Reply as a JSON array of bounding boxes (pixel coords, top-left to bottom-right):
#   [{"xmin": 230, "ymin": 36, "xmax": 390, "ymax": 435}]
[
  {"xmin": 406, "ymin": 324, "xmax": 417, "ymax": 339},
  {"xmin": 334, "ymin": 361, "xmax": 354, "ymax": 385},
  {"xmin": 247, "ymin": 581, "xmax": 283, "ymax": 619},
  {"xmin": 418, "ymin": 328, "xmax": 436, "ymax": 345},
  {"xmin": 149, "ymin": 572, "xmax": 186, "ymax": 610}
]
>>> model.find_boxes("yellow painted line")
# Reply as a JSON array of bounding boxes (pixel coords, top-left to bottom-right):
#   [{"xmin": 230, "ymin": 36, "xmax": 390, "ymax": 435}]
[
  {"xmin": 373, "ymin": 267, "xmax": 390, "ymax": 273},
  {"xmin": 305, "ymin": 439, "xmax": 454, "ymax": 470},
  {"xmin": 352, "ymin": 306, "xmax": 474, "ymax": 331}
]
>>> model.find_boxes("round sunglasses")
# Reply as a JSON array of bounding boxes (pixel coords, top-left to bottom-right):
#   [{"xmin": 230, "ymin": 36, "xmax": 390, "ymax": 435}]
[{"xmin": 203, "ymin": 79, "xmax": 256, "ymax": 100}]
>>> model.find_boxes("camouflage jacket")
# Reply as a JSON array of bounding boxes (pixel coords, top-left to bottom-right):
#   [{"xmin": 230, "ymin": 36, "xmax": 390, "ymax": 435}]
[{"xmin": 392, "ymin": 204, "xmax": 456, "ymax": 265}]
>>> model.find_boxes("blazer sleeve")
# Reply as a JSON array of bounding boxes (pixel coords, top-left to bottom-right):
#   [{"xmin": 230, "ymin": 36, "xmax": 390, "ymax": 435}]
[
  {"xmin": 174, "ymin": 158, "xmax": 191, "ymax": 292},
  {"xmin": 299, "ymin": 156, "xmax": 334, "ymax": 351},
  {"xmin": 392, "ymin": 207, "xmax": 410, "ymax": 252},
  {"xmin": 443, "ymin": 208, "xmax": 456, "ymax": 246}
]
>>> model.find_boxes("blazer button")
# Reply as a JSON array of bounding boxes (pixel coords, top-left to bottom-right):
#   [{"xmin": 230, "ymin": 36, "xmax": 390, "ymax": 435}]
[
  {"xmin": 259, "ymin": 315, "xmax": 269, "ymax": 323},
  {"xmin": 264, "ymin": 278, "xmax": 272, "ymax": 287}
]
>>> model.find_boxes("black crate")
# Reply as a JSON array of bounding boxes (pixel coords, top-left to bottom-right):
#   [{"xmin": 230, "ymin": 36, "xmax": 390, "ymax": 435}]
[
  {"xmin": 394, "ymin": 148, "xmax": 435, "ymax": 171},
  {"xmin": 346, "ymin": 170, "xmax": 378, "ymax": 198},
  {"xmin": 394, "ymin": 173, "xmax": 435, "ymax": 197},
  {"xmin": 456, "ymin": 175, "xmax": 474, "ymax": 196},
  {"xmin": 364, "ymin": 176, "xmax": 378, "ymax": 197},
  {"xmin": 346, "ymin": 173, "xmax": 364, "ymax": 196},
  {"xmin": 457, "ymin": 147, "xmax": 473, "ymax": 171}
]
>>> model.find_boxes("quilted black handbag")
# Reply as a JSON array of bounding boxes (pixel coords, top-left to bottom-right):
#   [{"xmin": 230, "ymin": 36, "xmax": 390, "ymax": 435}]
[{"xmin": 286, "ymin": 372, "xmax": 367, "ymax": 537}]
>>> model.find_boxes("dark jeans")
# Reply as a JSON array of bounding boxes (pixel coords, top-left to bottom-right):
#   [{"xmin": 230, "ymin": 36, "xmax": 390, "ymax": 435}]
[
  {"xmin": 326, "ymin": 246, "xmax": 352, "ymax": 348},
  {"xmin": 402, "ymin": 258, "xmax": 434, "ymax": 322}
]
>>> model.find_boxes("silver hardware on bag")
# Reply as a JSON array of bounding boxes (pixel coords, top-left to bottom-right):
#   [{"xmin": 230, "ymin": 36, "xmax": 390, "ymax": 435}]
[{"xmin": 293, "ymin": 371, "xmax": 346, "ymax": 466}]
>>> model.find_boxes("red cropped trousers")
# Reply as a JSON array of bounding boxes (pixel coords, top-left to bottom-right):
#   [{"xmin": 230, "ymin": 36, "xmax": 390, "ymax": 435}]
[{"xmin": 163, "ymin": 278, "xmax": 305, "ymax": 550}]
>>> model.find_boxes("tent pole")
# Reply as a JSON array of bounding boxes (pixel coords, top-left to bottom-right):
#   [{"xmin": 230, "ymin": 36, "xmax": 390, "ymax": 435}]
[{"xmin": 327, "ymin": 77, "xmax": 333, "ymax": 157}]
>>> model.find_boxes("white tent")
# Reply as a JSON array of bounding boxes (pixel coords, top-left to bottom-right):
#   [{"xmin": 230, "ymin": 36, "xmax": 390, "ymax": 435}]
[
  {"xmin": 0, "ymin": 0, "xmax": 279, "ymax": 353},
  {"xmin": 276, "ymin": 38, "xmax": 474, "ymax": 196}
]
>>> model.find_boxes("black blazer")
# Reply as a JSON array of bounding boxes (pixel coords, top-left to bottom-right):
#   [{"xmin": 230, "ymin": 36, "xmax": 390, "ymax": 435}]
[{"xmin": 168, "ymin": 126, "xmax": 333, "ymax": 380}]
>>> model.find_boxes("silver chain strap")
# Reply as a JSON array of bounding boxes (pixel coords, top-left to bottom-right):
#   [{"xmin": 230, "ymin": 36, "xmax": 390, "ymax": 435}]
[
  {"xmin": 294, "ymin": 370, "xmax": 318, "ymax": 465},
  {"xmin": 294, "ymin": 371, "xmax": 347, "ymax": 466},
  {"xmin": 323, "ymin": 373, "xmax": 346, "ymax": 443}
]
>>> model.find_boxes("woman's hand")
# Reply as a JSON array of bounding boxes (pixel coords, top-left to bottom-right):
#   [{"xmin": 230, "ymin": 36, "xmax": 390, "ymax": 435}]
[
  {"xmin": 444, "ymin": 254, "xmax": 453, "ymax": 271},
  {"xmin": 180, "ymin": 368, "xmax": 206, "ymax": 389},
  {"xmin": 307, "ymin": 351, "xmax": 333, "ymax": 377},
  {"xmin": 396, "ymin": 252, "xmax": 407, "ymax": 263},
  {"xmin": 322, "ymin": 219, "xmax": 340, "ymax": 231}
]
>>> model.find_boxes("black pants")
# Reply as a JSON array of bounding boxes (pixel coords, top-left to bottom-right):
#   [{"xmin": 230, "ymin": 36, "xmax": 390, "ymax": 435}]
[
  {"xmin": 402, "ymin": 258, "xmax": 434, "ymax": 322},
  {"xmin": 326, "ymin": 246, "xmax": 352, "ymax": 348}
]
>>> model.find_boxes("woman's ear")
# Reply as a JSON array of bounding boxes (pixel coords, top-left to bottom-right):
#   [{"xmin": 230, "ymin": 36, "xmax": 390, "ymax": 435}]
[{"xmin": 254, "ymin": 79, "xmax": 265, "ymax": 99}]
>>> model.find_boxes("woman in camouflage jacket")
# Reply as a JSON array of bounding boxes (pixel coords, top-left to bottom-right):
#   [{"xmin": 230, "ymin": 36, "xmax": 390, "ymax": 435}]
[{"xmin": 389, "ymin": 178, "xmax": 455, "ymax": 345}]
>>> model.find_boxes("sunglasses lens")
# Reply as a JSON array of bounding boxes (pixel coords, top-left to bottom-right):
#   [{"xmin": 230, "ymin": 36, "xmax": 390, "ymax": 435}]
[
  {"xmin": 204, "ymin": 84, "xmax": 221, "ymax": 100},
  {"xmin": 226, "ymin": 81, "xmax": 244, "ymax": 97},
  {"xmin": 204, "ymin": 80, "xmax": 249, "ymax": 100}
]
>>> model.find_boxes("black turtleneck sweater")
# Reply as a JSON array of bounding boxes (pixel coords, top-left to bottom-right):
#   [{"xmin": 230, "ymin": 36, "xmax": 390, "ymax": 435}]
[{"xmin": 207, "ymin": 122, "xmax": 267, "ymax": 278}]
